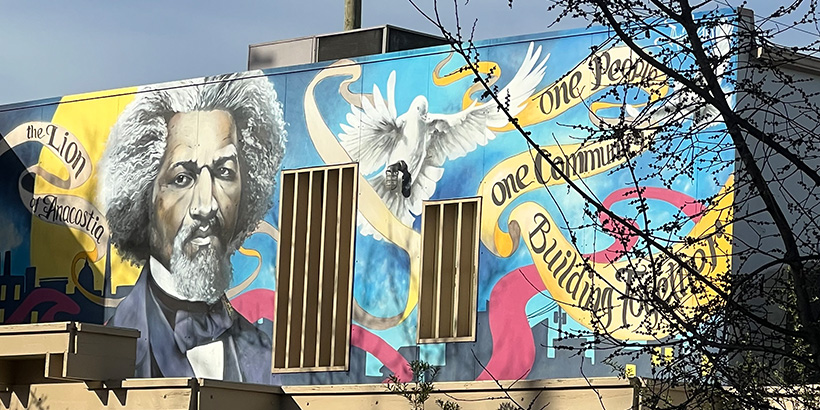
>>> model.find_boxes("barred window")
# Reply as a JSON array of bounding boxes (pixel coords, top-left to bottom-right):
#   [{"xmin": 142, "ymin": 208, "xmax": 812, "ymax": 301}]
[
  {"xmin": 417, "ymin": 197, "xmax": 481, "ymax": 343},
  {"xmin": 272, "ymin": 163, "xmax": 358, "ymax": 372}
]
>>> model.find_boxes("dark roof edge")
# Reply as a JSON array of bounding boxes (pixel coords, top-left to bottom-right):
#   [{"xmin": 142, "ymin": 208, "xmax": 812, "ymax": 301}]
[{"xmin": 756, "ymin": 44, "xmax": 820, "ymax": 75}]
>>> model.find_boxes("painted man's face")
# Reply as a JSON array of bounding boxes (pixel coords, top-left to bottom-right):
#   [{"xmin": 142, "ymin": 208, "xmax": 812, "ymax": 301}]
[{"xmin": 149, "ymin": 110, "xmax": 242, "ymax": 271}]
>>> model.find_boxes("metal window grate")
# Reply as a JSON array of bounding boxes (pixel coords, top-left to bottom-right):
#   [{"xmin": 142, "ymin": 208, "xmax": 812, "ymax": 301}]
[
  {"xmin": 418, "ymin": 197, "xmax": 481, "ymax": 343},
  {"xmin": 272, "ymin": 163, "xmax": 358, "ymax": 372}
]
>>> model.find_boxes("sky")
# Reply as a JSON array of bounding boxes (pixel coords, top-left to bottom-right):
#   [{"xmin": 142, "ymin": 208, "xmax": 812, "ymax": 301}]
[{"xmin": 0, "ymin": 0, "xmax": 813, "ymax": 106}]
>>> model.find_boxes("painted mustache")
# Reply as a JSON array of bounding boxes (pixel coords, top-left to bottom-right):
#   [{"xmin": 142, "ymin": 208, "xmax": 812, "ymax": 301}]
[{"xmin": 181, "ymin": 218, "xmax": 224, "ymax": 248}]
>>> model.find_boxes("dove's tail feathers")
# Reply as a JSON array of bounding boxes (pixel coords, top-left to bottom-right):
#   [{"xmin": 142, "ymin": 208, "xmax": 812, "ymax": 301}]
[
  {"xmin": 407, "ymin": 165, "xmax": 444, "ymax": 215},
  {"xmin": 370, "ymin": 173, "xmax": 418, "ymax": 223}
]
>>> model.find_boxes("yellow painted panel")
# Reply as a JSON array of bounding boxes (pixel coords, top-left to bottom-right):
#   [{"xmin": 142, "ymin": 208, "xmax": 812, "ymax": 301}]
[{"xmin": 30, "ymin": 88, "xmax": 141, "ymax": 300}]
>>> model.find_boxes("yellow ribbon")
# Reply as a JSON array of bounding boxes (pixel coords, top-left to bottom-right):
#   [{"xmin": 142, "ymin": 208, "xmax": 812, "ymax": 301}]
[{"xmin": 304, "ymin": 60, "xmax": 422, "ymax": 329}]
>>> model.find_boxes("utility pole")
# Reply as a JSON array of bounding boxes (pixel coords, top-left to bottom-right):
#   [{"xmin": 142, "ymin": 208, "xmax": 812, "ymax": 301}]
[{"xmin": 344, "ymin": 0, "xmax": 361, "ymax": 31}]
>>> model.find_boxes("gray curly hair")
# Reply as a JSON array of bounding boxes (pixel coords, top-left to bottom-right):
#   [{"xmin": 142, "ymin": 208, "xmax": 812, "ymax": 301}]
[{"xmin": 99, "ymin": 71, "xmax": 286, "ymax": 263}]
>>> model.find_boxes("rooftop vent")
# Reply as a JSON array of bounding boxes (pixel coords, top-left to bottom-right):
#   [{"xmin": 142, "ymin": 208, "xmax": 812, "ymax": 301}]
[{"xmin": 248, "ymin": 25, "xmax": 448, "ymax": 70}]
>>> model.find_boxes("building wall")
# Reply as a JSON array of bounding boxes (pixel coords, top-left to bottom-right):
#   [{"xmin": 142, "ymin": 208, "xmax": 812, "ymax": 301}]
[
  {"xmin": 0, "ymin": 20, "xmax": 735, "ymax": 386},
  {"xmin": 735, "ymin": 50, "xmax": 820, "ymax": 269}
]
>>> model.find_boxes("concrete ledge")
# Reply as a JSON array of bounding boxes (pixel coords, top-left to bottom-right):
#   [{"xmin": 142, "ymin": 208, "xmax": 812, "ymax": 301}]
[
  {"xmin": 0, "ymin": 376, "xmax": 638, "ymax": 410},
  {"xmin": 0, "ymin": 323, "xmax": 639, "ymax": 409},
  {"xmin": 284, "ymin": 377, "xmax": 636, "ymax": 409},
  {"xmin": 0, "ymin": 322, "xmax": 138, "ymax": 385},
  {"xmin": 1, "ymin": 378, "xmax": 292, "ymax": 410},
  {"xmin": 0, "ymin": 322, "xmax": 138, "ymax": 338}
]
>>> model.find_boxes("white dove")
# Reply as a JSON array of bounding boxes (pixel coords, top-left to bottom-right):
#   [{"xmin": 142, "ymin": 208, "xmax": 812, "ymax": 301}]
[{"xmin": 339, "ymin": 42, "xmax": 549, "ymax": 235}]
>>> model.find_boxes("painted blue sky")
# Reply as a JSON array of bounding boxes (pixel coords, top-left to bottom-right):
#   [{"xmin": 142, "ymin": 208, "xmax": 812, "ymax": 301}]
[{"xmin": 0, "ymin": 0, "xmax": 810, "ymax": 106}]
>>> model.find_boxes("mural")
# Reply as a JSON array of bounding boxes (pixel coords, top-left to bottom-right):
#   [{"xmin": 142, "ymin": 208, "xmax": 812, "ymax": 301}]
[
  {"xmin": 0, "ymin": 21, "xmax": 734, "ymax": 385},
  {"xmin": 99, "ymin": 73, "xmax": 285, "ymax": 383}
]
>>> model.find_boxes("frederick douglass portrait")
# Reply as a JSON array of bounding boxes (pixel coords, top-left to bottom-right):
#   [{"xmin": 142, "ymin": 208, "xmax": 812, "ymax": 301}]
[{"xmin": 99, "ymin": 72, "xmax": 285, "ymax": 383}]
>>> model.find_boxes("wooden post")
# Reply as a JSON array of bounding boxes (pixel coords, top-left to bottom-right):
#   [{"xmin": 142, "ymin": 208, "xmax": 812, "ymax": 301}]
[{"xmin": 344, "ymin": 0, "xmax": 361, "ymax": 31}]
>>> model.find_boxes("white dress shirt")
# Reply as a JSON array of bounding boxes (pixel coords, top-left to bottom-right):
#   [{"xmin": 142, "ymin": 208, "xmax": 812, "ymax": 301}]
[{"xmin": 149, "ymin": 257, "xmax": 225, "ymax": 379}]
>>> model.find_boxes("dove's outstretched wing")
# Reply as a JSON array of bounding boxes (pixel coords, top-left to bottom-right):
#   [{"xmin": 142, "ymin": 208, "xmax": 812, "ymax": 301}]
[
  {"xmin": 339, "ymin": 71, "xmax": 404, "ymax": 176},
  {"xmin": 425, "ymin": 42, "xmax": 550, "ymax": 166},
  {"xmin": 486, "ymin": 42, "xmax": 550, "ymax": 127}
]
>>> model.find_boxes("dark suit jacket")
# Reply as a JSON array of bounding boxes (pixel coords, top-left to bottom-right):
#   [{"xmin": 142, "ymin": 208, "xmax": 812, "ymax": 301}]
[{"xmin": 108, "ymin": 264, "xmax": 271, "ymax": 384}]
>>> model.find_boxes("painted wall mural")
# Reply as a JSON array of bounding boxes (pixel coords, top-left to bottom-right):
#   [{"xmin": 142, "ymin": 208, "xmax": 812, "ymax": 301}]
[{"xmin": 0, "ymin": 21, "xmax": 734, "ymax": 385}]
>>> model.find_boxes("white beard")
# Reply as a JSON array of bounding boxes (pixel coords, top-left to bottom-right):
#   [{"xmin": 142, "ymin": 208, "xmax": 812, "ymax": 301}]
[{"xmin": 169, "ymin": 224, "xmax": 232, "ymax": 304}]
